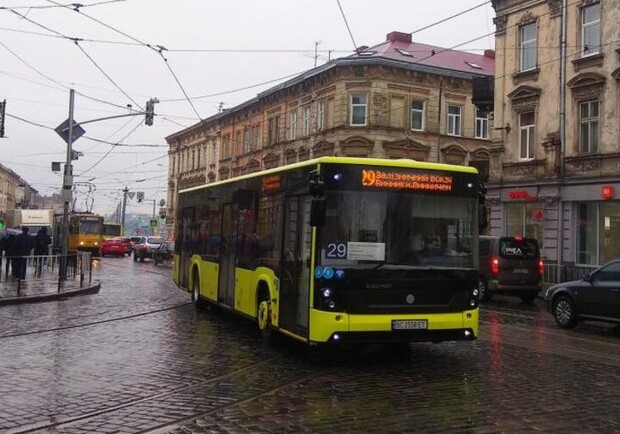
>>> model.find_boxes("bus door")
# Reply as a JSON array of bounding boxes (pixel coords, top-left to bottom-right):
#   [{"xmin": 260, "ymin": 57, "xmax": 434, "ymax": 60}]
[
  {"xmin": 218, "ymin": 203, "xmax": 238, "ymax": 307},
  {"xmin": 279, "ymin": 196, "xmax": 312, "ymax": 333},
  {"xmin": 179, "ymin": 207, "xmax": 195, "ymax": 289}
]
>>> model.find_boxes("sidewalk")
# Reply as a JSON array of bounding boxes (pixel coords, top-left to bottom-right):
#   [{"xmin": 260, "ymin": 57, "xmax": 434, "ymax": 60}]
[{"xmin": 0, "ymin": 276, "xmax": 100, "ymax": 305}]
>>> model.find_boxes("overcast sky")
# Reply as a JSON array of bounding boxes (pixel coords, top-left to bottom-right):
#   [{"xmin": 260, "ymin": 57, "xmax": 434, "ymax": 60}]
[{"xmin": 0, "ymin": 0, "xmax": 495, "ymax": 217}]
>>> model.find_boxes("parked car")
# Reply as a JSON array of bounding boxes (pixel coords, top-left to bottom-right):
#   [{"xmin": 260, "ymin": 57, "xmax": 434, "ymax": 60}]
[
  {"xmin": 153, "ymin": 241, "xmax": 175, "ymax": 265},
  {"xmin": 545, "ymin": 259, "xmax": 620, "ymax": 329},
  {"xmin": 478, "ymin": 235, "xmax": 543, "ymax": 302},
  {"xmin": 129, "ymin": 236, "xmax": 144, "ymax": 253},
  {"xmin": 102, "ymin": 238, "xmax": 125, "ymax": 257},
  {"xmin": 115, "ymin": 237, "xmax": 132, "ymax": 256},
  {"xmin": 133, "ymin": 236, "xmax": 165, "ymax": 262}
]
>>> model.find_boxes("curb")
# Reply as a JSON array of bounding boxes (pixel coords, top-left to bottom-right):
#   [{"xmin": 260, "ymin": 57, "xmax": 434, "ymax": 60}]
[{"xmin": 0, "ymin": 281, "xmax": 101, "ymax": 306}]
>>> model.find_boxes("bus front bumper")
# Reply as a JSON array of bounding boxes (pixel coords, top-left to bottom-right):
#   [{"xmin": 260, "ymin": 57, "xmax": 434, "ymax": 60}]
[{"xmin": 309, "ymin": 309, "xmax": 478, "ymax": 344}]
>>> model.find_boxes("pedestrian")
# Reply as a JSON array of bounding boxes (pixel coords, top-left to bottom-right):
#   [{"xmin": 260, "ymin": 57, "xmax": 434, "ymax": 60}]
[
  {"xmin": 34, "ymin": 227, "xmax": 52, "ymax": 276},
  {"xmin": 13, "ymin": 226, "xmax": 34, "ymax": 280},
  {"xmin": 0, "ymin": 231, "xmax": 11, "ymax": 281},
  {"xmin": 5, "ymin": 230, "xmax": 17, "ymax": 279}
]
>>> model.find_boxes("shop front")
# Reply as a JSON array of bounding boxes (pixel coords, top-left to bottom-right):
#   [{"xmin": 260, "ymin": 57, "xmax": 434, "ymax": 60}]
[{"xmin": 487, "ymin": 181, "xmax": 620, "ymax": 269}]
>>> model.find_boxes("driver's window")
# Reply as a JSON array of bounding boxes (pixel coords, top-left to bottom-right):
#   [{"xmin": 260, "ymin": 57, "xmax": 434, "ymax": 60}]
[{"xmin": 593, "ymin": 262, "xmax": 620, "ymax": 282}]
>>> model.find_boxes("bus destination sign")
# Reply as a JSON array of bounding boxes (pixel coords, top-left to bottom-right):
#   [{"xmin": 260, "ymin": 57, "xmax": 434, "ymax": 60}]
[{"xmin": 361, "ymin": 169, "xmax": 453, "ymax": 192}]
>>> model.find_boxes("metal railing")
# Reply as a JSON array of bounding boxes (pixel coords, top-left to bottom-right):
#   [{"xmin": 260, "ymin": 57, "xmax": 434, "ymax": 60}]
[
  {"xmin": 542, "ymin": 262, "xmax": 598, "ymax": 286},
  {"xmin": 0, "ymin": 251, "xmax": 92, "ymax": 297}
]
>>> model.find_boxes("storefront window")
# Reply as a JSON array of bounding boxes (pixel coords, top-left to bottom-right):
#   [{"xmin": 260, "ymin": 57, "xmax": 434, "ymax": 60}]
[
  {"xmin": 505, "ymin": 203, "xmax": 544, "ymax": 250},
  {"xmin": 577, "ymin": 202, "xmax": 620, "ymax": 265}
]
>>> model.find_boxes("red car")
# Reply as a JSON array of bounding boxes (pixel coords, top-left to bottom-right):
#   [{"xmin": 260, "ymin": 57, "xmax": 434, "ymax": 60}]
[{"xmin": 102, "ymin": 238, "xmax": 125, "ymax": 257}]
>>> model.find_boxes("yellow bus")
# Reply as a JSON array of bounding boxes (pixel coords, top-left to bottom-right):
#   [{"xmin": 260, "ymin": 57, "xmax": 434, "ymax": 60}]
[
  {"xmin": 174, "ymin": 157, "xmax": 486, "ymax": 345},
  {"xmin": 102, "ymin": 222, "xmax": 123, "ymax": 239},
  {"xmin": 55, "ymin": 213, "xmax": 104, "ymax": 257}
]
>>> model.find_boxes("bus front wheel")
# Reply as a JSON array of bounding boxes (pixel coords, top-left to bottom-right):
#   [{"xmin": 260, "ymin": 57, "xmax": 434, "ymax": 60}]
[{"xmin": 257, "ymin": 295, "xmax": 272, "ymax": 340}]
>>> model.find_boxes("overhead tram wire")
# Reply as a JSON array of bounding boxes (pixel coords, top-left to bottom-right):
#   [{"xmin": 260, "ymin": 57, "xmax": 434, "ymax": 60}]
[
  {"xmin": 336, "ymin": 0, "xmax": 358, "ymax": 52},
  {"xmin": 77, "ymin": 119, "xmax": 143, "ymax": 176},
  {"xmin": 0, "ymin": 37, "xmax": 135, "ymax": 111},
  {"xmin": 409, "ymin": 1, "xmax": 491, "ymax": 35},
  {"xmin": 6, "ymin": 0, "xmax": 126, "ymax": 10},
  {"xmin": 74, "ymin": 42, "xmax": 143, "ymax": 110},
  {"xmin": 5, "ymin": 113, "xmax": 167, "ymax": 148},
  {"xmin": 44, "ymin": 0, "xmax": 202, "ymax": 119},
  {"xmin": 3, "ymin": 7, "xmax": 143, "ymax": 110}
]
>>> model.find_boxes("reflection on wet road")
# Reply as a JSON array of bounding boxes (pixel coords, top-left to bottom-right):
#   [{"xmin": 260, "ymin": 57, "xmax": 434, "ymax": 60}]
[{"xmin": 0, "ymin": 257, "xmax": 618, "ymax": 433}]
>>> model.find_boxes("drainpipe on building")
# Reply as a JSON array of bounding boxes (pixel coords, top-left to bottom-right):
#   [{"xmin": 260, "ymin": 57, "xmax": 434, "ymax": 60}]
[
  {"xmin": 436, "ymin": 77, "xmax": 444, "ymax": 162},
  {"xmin": 556, "ymin": 0, "xmax": 568, "ymax": 283}
]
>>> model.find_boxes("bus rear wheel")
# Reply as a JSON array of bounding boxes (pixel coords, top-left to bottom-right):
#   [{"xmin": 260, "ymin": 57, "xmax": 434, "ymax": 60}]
[{"xmin": 191, "ymin": 273, "xmax": 205, "ymax": 309}]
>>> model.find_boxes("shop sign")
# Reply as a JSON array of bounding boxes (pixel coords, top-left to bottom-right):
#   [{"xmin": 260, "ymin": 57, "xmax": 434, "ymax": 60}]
[
  {"xmin": 507, "ymin": 190, "xmax": 537, "ymax": 201},
  {"xmin": 601, "ymin": 185, "xmax": 614, "ymax": 200}
]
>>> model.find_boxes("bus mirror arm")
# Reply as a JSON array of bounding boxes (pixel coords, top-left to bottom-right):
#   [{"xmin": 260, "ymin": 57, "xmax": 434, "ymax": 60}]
[{"xmin": 310, "ymin": 197, "xmax": 326, "ymax": 227}]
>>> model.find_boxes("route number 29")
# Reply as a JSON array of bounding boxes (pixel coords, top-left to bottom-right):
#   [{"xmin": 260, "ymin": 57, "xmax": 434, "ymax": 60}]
[{"xmin": 326, "ymin": 242, "xmax": 347, "ymax": 259}]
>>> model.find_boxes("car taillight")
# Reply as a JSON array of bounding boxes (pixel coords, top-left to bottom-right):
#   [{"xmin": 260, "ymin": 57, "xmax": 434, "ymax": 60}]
[
  {"xmin": 491, "ymin": 257, "xmax": 500, "ymax": 276},
  {"xmin": 538, "ymin": 259, "xmax": 544, "ymax": 276},
  {"xmin": 141, "ymin": 246, "xmax": 147, "ymax": 251}
]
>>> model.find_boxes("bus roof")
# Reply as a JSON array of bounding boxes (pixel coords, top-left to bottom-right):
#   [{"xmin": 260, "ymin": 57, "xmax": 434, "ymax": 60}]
[{"xmin": 179, "ymin": 156, "xmax": 479, "ymax": 195}]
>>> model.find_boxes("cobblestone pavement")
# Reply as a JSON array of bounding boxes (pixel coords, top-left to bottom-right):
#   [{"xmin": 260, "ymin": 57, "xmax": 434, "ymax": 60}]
[{"xmin": 0, "ymin": 256, "xmax": 619, "ymax": 433}]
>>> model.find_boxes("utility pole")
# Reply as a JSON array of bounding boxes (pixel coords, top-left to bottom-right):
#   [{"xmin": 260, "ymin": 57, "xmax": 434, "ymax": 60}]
[
  {"xmin": 314, "ymin": 41, "xmax": 321, "ymax": 67},
  {"xmin": 60, "ymin": 89, "xmax": 75, "ymax": 281},
  {"xmin": 121, "ymin": 186, "xmax": 129, "ymax": 233}
]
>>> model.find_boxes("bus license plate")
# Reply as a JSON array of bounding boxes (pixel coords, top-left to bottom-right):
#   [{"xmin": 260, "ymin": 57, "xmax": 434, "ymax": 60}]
[{"xmin": 392, "ymin": 320, "xmax": 428, "ymax": 330}]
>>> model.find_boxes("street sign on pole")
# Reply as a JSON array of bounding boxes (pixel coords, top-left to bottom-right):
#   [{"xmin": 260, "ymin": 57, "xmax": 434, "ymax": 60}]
[
  {"xmin": 55, "ymin": 118, "xmax": 85, "ymax": 144},
  {"xmin": 149, "ymin": 218, "xmax": 158, "ymax": 228},
  {"xmin": 127, "ymin": 192, "xmax": 135, "ymax": 200}
]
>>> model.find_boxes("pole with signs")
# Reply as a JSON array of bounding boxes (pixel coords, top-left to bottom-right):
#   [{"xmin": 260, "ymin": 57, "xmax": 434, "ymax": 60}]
[
  {"xmin": 59, "ymin": 90, "xmax": 75, "ymax": 280},
  {"xmin": 0, "ymin": 99, "xmax": 6, "ymax": 138},
  {"xmin": 121, "ymin": 186, "xmax": 129, "ymax": 233}
]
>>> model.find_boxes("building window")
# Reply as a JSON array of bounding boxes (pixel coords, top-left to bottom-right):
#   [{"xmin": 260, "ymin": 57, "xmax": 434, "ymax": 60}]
[
  {"xmin": 289, "ymin": 111, "xmax": 297, "ymax": 140},
  {"xmin": 268, "ymin": 116, "xmax": 280, "ymax": 144},
  {"xmin": 475, "ymin": 108, "xmax": 489, "ymax": 139},
  {"xmin": 447, "ymin": 105, "xmax": 461, "ymax": 136},
  {"xmin": 519, "ymin": 111, "xmax": 535, "ymax": 159},
  {"xmin": 171, "ymin": 155, "xmax": 175, "ymax": 175},
  {"xmin": 243, "ymin": 129, "xmax": 250, "ymax": 153},
  {"xmin": 579, "ymin": 100, "xmax": 599, "ymax": 154},
  {"xmin": 317, "ymin": 100, "xmax": 326, "ymax": 131},
  {"xmin": 222, "ymin": 134, "xmax": 230, "ymax": 158},
  {"xmin": 302, "ymin": 105, "xmax": 311, "ymax": 136},
  {"xmin": 253, "ymin": 125, "xmax": 260, "ymax": 150},
  {"xmin": 506, "ymin": 202, "xmax": 544, "ymax": 249},
  {"xmin": 519, "ymin": 23, "xmax": 537, "ymax": 71},
  {"xmin": 350, "ymin": 93, "xmax": 368, "ymax": 126},
  {"xmin": 196, "ymin": 147, "xmax": 201, "ymax": 168},
  {"xmin": 581, "ymin": 3, "xmax": 601, "ymax": 57},
  {"xmin": 410, "ymin": 100, "xmax": 425, "ymax": 131}
]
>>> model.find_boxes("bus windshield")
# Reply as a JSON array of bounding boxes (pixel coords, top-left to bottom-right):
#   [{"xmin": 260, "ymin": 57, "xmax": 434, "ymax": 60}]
[{"xmin": 318, "ymin": 190, "xmax": 476, "ymax": 269}]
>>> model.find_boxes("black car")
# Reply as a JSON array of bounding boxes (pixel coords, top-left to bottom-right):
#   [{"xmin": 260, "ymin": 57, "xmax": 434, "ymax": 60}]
[
  {"xmin": 153, "ymin": 241, "xmax": 174, "ymax": 265},
  {"xmin": 545, "ymin": 259, "xmax": 620, "ymax": 328},
  {"xmin": 478, "ymin": 235, "xmax": 543, "ymax": 302}
]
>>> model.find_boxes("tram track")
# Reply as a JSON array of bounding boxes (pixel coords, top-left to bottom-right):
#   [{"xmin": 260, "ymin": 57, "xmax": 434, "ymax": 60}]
[
  {"xmin": 0, "ymin": 301, "xmax": 192, "ymax": 339},
  {"xmin": 7, "ymin": 354, "xmax": 290, "ymax": 434}
]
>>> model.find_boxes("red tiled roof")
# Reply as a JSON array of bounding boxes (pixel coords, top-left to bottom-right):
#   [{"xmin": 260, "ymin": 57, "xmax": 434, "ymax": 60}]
[{"xmin": 355, "ymin": 31, "xmax": 495, "ymax": 76}]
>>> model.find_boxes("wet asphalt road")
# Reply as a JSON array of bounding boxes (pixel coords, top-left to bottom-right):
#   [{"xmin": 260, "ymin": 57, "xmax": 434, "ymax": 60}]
[{"xmin": 0, "ymin": 256, "xmax": 619, "ymax": 433}]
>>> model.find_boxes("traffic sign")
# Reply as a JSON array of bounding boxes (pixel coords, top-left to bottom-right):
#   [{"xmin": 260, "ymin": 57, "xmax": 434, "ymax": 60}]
[
  {"xmin": 55, "ymin": 118, "xmax": 85, "ymax": 144},
  {"xmin": 149, "ymin": 219, "xmax": 158, "ymax": 228}
]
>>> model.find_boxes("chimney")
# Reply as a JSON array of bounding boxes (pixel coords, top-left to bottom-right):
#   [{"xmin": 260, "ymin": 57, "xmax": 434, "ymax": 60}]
[
  {"xmin": 386, "ymin": 31, "xmax": 412, "ymax": 44},
  {"xmin": 484, "ymin": 49, "xmax": 496, "ymax": 59}
]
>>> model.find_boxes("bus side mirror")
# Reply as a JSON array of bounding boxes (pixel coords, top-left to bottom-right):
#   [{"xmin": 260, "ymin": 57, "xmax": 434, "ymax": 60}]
[
  {"xmin": 310, "ymin": 198, "xmax": 326, "ymax": 227},
  {"xmin": 308, "ymin": 170, "xmax": 325, "ymax": 198},
  {"xmin": 479, "ymin": 204, "xmax": 488, "ymax": 231}
]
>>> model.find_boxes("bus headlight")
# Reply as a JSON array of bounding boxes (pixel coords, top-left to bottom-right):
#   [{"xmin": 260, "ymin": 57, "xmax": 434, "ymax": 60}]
[
  {"xmin": 79, "ymin": 241, "xmax": 84, "ymax": 246},
  {"xmin": 322, "ymin": 288, "xmax": 332, "ymax": 298},
  {"xmin": 94, "ymin": 242, "xmax": 98, "ymax": 246},
  {"xmin": 472, "ymin": 288, "xmax": 479, "ymax": 298}
]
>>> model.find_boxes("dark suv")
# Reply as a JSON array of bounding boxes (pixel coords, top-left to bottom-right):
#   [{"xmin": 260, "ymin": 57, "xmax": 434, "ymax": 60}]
[{"xmin": 478, "ymin": 235, "xmax": 543, "ymax": 302}]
